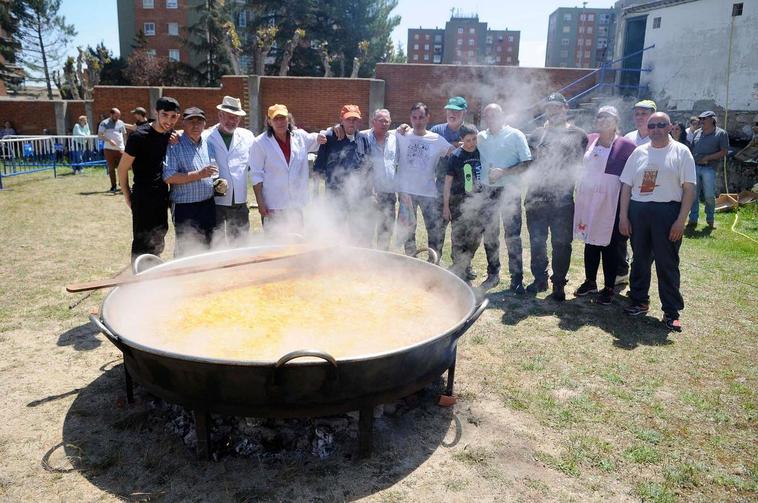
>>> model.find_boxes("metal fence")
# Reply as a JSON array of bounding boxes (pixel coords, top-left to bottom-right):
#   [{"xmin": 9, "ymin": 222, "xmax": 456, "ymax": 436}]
[{"xmin": 0, "ymin": 135, "xmax": 107, "ymax": 189}]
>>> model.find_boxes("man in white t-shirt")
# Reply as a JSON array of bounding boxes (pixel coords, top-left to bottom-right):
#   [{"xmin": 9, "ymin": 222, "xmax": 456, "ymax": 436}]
[
  {"xmin": 395, "ymin": 102, "xmax": 452, "ymax": 258},
  {"xmin": 616, "ymin": 99, "xmax": 657, "ymax": 285},
  {"xmin": 98, "ymin": 107, "xmax": 127, "ymax": 192},
  {"xmin": 618, "ymin": 112, "xmax": 696, "ymax": 332}
]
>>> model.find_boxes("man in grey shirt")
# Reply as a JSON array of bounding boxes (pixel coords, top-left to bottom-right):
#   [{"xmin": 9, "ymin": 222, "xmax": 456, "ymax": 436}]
[{"xmin": 688, "ymin": 110, "xmax": 729, "ymax": 229}]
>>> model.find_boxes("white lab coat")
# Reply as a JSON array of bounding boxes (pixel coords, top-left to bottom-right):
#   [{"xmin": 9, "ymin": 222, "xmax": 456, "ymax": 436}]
[
  {"xmin": 250, "ymin": 129, "xmax": 320, "ymax": 210},
  {"xmin": 206, "ymin": 124, "xmax": 256, "ymax": 206}
]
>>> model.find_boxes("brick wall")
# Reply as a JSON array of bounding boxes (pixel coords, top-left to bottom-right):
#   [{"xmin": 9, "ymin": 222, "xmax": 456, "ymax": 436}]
[
  {"xmin": 0, "ymin": 100, "xmax": 57, "ymax": 134},
  {"xmin": 92, "ymin": 86, "xmax": 153, "ymax": 125},
  {"xmin": 259, "ymin": 76, "xmax": 373, "ymax": 133},
  {"xmin": 376, "ymin": 63, "xmax": 598, "ymax": 126}
]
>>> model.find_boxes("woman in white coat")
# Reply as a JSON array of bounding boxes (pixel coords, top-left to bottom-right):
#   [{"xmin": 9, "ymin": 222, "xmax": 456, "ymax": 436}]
[{"xmin": 251, "ymin": 104, "xmax": 324, "ymax": 237}]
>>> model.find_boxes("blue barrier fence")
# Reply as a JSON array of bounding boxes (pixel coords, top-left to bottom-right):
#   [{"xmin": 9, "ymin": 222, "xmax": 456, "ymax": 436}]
[{"xmin": 0, "ymin": 135, "xmax": 107, "ymax": 189}]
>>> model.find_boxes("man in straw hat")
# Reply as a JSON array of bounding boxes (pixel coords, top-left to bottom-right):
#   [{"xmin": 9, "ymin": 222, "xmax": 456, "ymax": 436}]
[{"xmin": 206, "ymin": 95, "xmax": 256, "ymax": 244}]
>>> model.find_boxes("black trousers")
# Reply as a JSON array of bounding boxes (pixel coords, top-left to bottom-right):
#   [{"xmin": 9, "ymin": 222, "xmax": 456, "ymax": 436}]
[
  {"xmin": 525, "ymin": 199, "xmax": 574, "ymax": 287},
  {"xmin": 450, "ymin": 194, "xmax": 486, "ymax": 279},
  {"xmin": 584, "ymin": 203, "xmax": 627, "ymax": 290},
  {"xmin": 131, "ymin": 187, "xmax": 169, "ymax": 261},
  {"xmin": 628, "ymin": 200, "xmax": 684, "ymax": 317},
  {"xmin": 375, "ymin": 192, "xmax": 397, "ymax": 250},
  {"xmin": 482, "ymin": 186, "xmax": 523, "ymax": 279},
  {"xmin": 215, "ymin": 203, "xmax": 250, "ymax": 244},
  {"xmin": 173, "ymin": 197, "xmax": 216, "ymax": 257},
  {"xmin": 616, "ymin": 239, "xmax": 630, "ymax": 277}
]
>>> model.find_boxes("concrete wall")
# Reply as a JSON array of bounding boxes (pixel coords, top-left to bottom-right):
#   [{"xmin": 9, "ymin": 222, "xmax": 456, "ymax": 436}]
[{"xmin": 639, "ymin": 0, "xmax": 758, "ymax": 113}]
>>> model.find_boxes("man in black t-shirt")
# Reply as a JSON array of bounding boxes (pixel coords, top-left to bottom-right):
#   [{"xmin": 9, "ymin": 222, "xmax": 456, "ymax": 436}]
[
  {"xmin": 525, "ymin": 93, "xmax": 588, "ymax": 301},
  {"xmin": 442, "ymin": 124, "xmax": 485, "ymax": 282},
  {"xmin": 118, "ymin": 97, "xmax": 181, "ymax": 261}
]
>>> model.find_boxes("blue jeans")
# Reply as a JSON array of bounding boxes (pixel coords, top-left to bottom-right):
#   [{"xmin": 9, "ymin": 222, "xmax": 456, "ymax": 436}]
[{"xmin": 689, "ymin": 165, "xmax": 715, "ymax": 224}]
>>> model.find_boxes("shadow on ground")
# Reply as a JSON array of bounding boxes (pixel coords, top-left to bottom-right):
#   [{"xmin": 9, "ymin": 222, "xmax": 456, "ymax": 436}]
[
  {"xmin": 57, "ymin": 322, "xmax": 102, "ymax": 351},
  {"xmin": 61, "ymin": 367, "xmax": 456, "ymax": 501},
  {"xmin": 485, "ymin": 289, "xmax": 673, "ymax": 350}
]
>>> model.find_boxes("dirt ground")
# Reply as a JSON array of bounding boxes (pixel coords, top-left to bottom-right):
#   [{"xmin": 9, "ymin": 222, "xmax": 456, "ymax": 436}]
[{"xmin": 0, "ymin": 170, "xmax": 755, "ymax": 502}]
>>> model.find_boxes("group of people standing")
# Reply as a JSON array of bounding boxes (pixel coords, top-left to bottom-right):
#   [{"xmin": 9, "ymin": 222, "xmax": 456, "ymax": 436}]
[{"xmin": 113, "ymin": 92, "xmax": 728, "ymax": 333}]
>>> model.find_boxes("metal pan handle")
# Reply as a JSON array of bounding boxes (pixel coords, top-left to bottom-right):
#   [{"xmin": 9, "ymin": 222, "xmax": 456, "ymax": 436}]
[
  {"xmin": 132, "ymin": 254, "xmax": 163, "ymax": 275},
  {"xmin": 89, "ymin": 314, "xmax": 120, "ymax": 345},
  {"xmin": 275, "ymin": 349, "xmax": 338, "ymax": 368},
  {"xmin": 452, "ymin": 298, "xmax": 489, "ymax": 340},
  {"xmin": 413, "ymin": 247, "xmax": 440, "ymax": 265}
]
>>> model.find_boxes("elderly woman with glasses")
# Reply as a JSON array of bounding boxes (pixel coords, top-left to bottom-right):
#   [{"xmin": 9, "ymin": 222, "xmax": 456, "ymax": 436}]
[{"xmin": 573, "ymin": 106, "xmax": 638, "ymax": 304}]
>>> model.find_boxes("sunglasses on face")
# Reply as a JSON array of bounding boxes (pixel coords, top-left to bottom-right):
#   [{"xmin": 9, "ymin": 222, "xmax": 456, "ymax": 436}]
[{"xmin": 647, "ymin": 122, "xmax": 670, "ymax": 129}]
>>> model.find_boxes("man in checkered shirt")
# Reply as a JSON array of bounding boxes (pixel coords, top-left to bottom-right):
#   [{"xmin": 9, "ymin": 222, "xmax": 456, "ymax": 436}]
[{"xmin": 163, "ymin": 107, "xmax": 219, "ymax": 257}]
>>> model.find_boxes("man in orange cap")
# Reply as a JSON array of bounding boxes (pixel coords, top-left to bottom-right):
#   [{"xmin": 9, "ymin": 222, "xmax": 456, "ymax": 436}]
[{"xmin": 314, "ymin": 104, "xmax": 373, "ymax": 244}]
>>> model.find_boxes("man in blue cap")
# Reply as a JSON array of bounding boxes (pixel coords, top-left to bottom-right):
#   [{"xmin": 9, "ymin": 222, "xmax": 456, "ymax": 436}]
[{"xmin": 431, "ymin": 96, "xmax": 473, "ymax": 277}]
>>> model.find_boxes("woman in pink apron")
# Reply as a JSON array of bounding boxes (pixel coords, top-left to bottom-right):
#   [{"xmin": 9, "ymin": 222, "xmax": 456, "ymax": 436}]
[{"xmin": 573, "ymin": 106, "xmax": 637, "ymax": 304}]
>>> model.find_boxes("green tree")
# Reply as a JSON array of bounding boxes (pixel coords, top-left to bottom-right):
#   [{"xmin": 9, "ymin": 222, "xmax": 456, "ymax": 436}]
[
  {"xmin": 186, "ymin": 0, "xmax": 239, "ymax": 85},
  {"xmin": 0, "ymin": 0, "xmax": 24, "ymax": 93},
  {"xmin": 14, "ymin": 0, "xmax": 77, "ymax": 99}
]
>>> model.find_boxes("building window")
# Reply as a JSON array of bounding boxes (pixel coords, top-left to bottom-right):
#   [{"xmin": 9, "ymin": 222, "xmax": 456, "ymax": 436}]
[
  {"xmin": 599, "ymin": 14, "xmax": 610, "ymax": 24},
  {"xmin": 468, "ymin": 50, "xmax": 474, "ymax": 56},
  {"xmin": 561, "ymin": 38, "xmax": 569, "ymax": 47},
  {"xmin": 457, "ymin": 39, "xmax": 463, "ymax": 45},
  {"xmin": 469, "ymin": 28, "xmax": 475, "ymax": 34},
  {"xmin": 456, "ymin": 49, "xmax": 462, "ymax": 56},
  {"xmin": 413, "ymin": 54, "xmax": 418, "ymax": 61},
  {"xmin": 166, "ymin": 0, "xmax": 178, "ymax": 8},
  {"xmin": 414, "ymin": 34, "xmax": 419, "ymax": 40},
  {"xmin": 578, "ymin": 39, "xmax": 584, "ymax": 46},
  {"xmin": 580, "ymin": 14, "xmax": 586, "ymax": 21},
  {"xmin": 425, "ymin": 34, "xmax": 430, "ymax": 40},
  {"xmin": 143, "ymin": 22, "xmax": 156, "ymax": 36},
  {"xmin": 597, "ymin": 38, "xmax": 607, "ymax": 49},
  {"xmin": 598, "ymin": 26, "xmax": 608, "ymax": 36},
  {"xmin": 168, "ymin": 49, "xmax": 180, "ymax": 61},
  {"xmin": 732, "ymin": 3, "xmax": 743, "ymax": 16},
  {"xmin": 587, "ymin": 26, "xmax": 593, "ymax": 34},
  {"xmin": 433, "ymin": 55, "xmax": 441, "ymax": 63},
  {"xmin": 142, "ymin": 0, "xmax": 154, "ymax": 8},
  {"xmin": 468, "ymin": 39, "xmax": 475, "ymax": 46},
  {"xmin": 564, "ymin": 13, "xmax": 572, "ymax": 21},
  {"xmin": 653, "ymin": 17, "xmax": 661, "ymax": 29},
  {"xmin": 579, "ymin": 26, "xmax": 585, "ymax": 33},
  {"xmin": 424, "ymin": 44, "xmax": 429, "ymax": 50},
  {"xmin": 506, "ymin": 56, "xmax": 512, "ymax": 63},
  {"xmin": 238, "ymin": 11, "xmax": 246, "ymax": 28},
  {"xmin": 496, "ymin": 56, "xmax": 501, "ymax": 63},
  {"xmin": 146, "ymin": 49, "xmax": 156, "ymax": 57},
  {"xmin": 434, "ymin": 34, "xmax": 442, "ymax": 42},
  {"xmin": 168, "ymin": 22, "xmax": 179, "ymax": 36},
  {"xmin": 584, "ymin": 50, "xmax": 591, "ymax": 58},
  {"xmin": 413, "ymin": 44, "xmax": 419, "ymax": 50},
  {"xmin": 562, "ymin": 26, "xmax": 570, "ymax": 33},
  {"xmin": 560, "ymin": 50, "xmax": 568, "ymax": 58},
  {"xmin": 496, "ymin": 45, "xmax": 502, "ymax": 52},
  {"xmin": 486, "ymin": 36, "xmax": 493, "ymax": 44},
  {"xmin": 588, "ymin": 13, "xmax": 595, "ymax": 21},
  {"xmin": 457, "ymin": 27, "xmax": 463, "ymax": 34},
  {"xmin": 507, "ymin": 46, "xmax": 512, "ymax": 52},
  {"xmin": 509, "ymin": 35, "xmax": 514, "ymax": 42},
  {"xmin": 423, "ymin": 54, "xmax": 429, "ymax": 61}
]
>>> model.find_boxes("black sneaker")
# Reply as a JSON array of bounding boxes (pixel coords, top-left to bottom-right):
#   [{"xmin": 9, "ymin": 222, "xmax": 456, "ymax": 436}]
[
  {"xmin": 574, "ymin": 280, "xmax": 598, "ymax": 297},
  {"xmin": 663, "ymin": 313, "xmax": 682, "ymax": 332},
  {"xmin": 623, "ymin": 302, "xmax": 649, "ymax": 316},
  {"xmin": 593, "ymin": 288, "xmax": 614, "ymax": 305},
  {"xmin": 526, "ymin": 280, "xmax": 548, "ymax": 294},
  {"xmin": 479, "ymin": 274, "xmax": 500, "ymax": 292},
  {"xmin": 548, "ymin": 286, "xmax": 566, "ymax": 302},
  {"xmin": 109, "ymin": 186, "xmax": 117, "ymax": 193},
  {"xmin": 509, "ymin": 281, "xmax": 526, "ymax": 295}
]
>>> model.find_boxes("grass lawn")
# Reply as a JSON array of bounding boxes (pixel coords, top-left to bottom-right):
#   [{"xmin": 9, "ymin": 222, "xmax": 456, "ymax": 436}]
[{"xmin": 0, "ymin": 169, "xmax": 755, "ymax": 502}]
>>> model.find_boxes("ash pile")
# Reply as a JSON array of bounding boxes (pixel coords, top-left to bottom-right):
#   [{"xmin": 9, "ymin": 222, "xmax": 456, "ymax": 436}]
[{"xmin": 147, "ymin": 382, "xmax": 443, "ymax": 461}]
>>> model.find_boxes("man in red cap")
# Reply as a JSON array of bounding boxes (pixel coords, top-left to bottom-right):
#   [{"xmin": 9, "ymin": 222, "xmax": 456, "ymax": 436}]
[{"xmin": 314, "ymin": 104, "xmax": 373, "ymax": 244}]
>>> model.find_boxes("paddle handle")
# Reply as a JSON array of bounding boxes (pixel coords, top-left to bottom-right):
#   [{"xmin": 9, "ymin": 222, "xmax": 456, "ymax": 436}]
[{"xmin": 65, "ymin": 248, "xmax": 317, "ymax": 293}]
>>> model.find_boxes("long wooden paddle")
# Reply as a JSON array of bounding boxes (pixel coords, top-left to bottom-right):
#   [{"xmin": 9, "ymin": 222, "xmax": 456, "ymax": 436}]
[{"xmin": 65, "ymin": 247, "xmax": 324, "ymax": 293}]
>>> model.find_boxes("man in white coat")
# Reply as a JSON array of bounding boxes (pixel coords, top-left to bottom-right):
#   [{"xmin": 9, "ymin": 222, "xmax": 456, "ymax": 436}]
[
  {"xmin": 207, "ymin": 95, "xmax": 256, "ymax": 243},
  {"xmin": 251, "ymin": 104, "xmax": 324, "ymax": 237}
]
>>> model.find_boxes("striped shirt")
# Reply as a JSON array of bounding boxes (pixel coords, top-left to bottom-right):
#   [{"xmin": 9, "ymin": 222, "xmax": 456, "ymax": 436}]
[{"xmin": 164, "ymin": 133, "xmax": 215, "ymax": 204}]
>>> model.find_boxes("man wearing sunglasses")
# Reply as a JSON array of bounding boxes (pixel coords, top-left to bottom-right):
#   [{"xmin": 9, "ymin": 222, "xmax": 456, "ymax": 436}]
[{"xmin": 618, "ymin": 112, "xmax": 696, "ymax": 332}]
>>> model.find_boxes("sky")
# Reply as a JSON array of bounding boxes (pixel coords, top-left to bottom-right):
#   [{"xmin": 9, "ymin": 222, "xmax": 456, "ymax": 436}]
[{"xmin": 59, "ymin": 0, "xmax": 617, "ymax": 68}]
